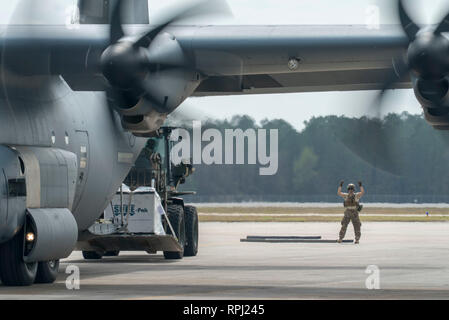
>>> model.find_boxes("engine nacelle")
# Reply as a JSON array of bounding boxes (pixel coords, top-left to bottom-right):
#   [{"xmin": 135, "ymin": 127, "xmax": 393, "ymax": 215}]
[
  {"xmin": 422, "ymin": 106, "xmax": 449, "ymax": 130},
  {"xmin": 24, "ymin": 208, "xmax": 78, "ymax": 263},
  {"xmin": 110, "ymin": 68, "xmax": 202, "ymax": 135},
  {"xmin": 121, "ymin": 110, "xmax": 168, "ymax": 134},
  {"xmin": 0, "ymin": 146, "xmax": 79, "ymax": 252},
  {"xmin": 412, "ymin": 76, "xmax": 449, "ymax": 129},
  {"xmin": 0, "ymin": 146, "xmax": 27, "ymax": 243}
]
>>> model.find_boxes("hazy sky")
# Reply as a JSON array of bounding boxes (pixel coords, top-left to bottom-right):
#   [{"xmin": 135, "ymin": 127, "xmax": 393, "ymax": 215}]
[
  {"xmin": 3, "ymin": 0, "xmax": 449, "ymax": 130},
  {"xmin": 175, "ymin": 0, "xmax": 441, "ymax": 130},
  {"xmin": 163, "ymin": 0, "xmax": 447, "ymax": 129}
]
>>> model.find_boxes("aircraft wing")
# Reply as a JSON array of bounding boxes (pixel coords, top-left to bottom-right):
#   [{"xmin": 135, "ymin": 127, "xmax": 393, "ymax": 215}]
[
  {"xmin": 191, "ymin": 25, "xmax": 411, "ymax": 96},
  {"xmin": 193, "ymin": 68, "xmax": 411, "ymax": 96},
  {"xmin": 0, "ymin": 24, "xmax": 410, "ymax": 94}
]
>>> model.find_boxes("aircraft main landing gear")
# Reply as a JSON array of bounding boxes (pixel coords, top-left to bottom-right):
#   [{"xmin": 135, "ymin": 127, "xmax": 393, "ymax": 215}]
[
  {"xmin": 35, "ymin": 260, "xmax": 60, "ymax": 284},
  {"xmin": 0, "ymin": 228, "xmax": 38, "ymax": 286},
  {"xmin": 0, "ymin": 228, "xmax": 61, "ymax": 286}
]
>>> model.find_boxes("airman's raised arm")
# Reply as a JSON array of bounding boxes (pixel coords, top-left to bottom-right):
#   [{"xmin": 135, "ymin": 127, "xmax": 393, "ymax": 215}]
[
  {"xmin": 357, "ymin": 181, "xmax": 365, "ymax": 198},
  {"xmin": 337, "ymin": 180, "xmax": 347, "ymax": 198}
]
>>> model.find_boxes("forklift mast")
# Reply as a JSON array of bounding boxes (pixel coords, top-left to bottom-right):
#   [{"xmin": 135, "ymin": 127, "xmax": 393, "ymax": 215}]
[{"xmin": 124, "ymin": 127, "xmax": 195, "ymax": 199}]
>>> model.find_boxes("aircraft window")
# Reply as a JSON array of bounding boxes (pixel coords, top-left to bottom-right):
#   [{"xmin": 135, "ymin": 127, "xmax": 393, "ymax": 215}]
[
  {"xmin": 18, "ymin": 157, "xmax": 25, "ymax": 175},
  {"xmin": 8, "ymin": 178, "xmax": 26, "ymax": 197}
]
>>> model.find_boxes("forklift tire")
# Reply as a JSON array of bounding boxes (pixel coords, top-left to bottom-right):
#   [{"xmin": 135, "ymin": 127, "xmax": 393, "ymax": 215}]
[
  {"xmin": 184, "ymin": 205, "xmax": 199, "ymax": 257},
  {"xmin": 35, "ymin": 260, "xmax": 60, "ymax": 284},
  {"xmin": 82, "ymin": 251, "xmax": 103, "ymax": 260},
  {"xmin": 164, "ymin": 204, "xmax": 186, "ymax": 260},
  {"xmin": 0, "ymin": 228, "xmax": 38, "ymax": 286},
  {"xmin": 104, "ymin": 251, "xmax": 120, "ymax": 257}
]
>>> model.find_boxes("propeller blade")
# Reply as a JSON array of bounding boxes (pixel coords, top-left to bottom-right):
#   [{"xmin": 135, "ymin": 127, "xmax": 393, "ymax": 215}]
[
  {"xmin": 134, "ymin": 0, "xmax": 232, "ymax": 48},
  {"xmin": 138, "ymin": 69, "xmax": 196, "ymax": 112},
  {"xmin": 372, "ymin": 56, "xmax": 411, "ymax": 118},
  {"xmin": 133, "ymin": 21, "xmax": 173, "ymax": 49},
  {"xmin": 138, "ymin": 77, "xmax": 168, "ymax": 111},
  {"xmin": 105, "ymin": 87, "xmax": 141, "ymax": 111},
  {"xmin": 144, "ymin": 32, "xmax": 188, "ymax": 69},
  {"xmin": 333, "ymin": 118, "xmax": 404, "ymax": 176},
  {"xmin": 398, "ymin": 0, "xmax": 420, "ymax": 41},
  {"xmin": 110, "ymin": 0, "xmax": 125, "ymax": 44},
  {"xmin": 165, "ymin": 103, "xmax": 207, "ymax": 127},
  {"xmin": 333, "ymin": 55, "xmax": 410, "ymax": 176},
  {"xmin": 434, "ymin": 12, "xmax": 449, "ymax": 35}
]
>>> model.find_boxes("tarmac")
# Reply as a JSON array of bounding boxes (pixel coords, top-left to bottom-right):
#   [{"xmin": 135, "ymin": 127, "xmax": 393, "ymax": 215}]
[{"xmin": 1, "ymin": 221, "xmax": 449, "ymax": 299}]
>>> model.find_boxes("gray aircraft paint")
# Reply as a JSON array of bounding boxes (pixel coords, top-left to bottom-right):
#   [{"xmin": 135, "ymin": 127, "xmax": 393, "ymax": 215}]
[
  {"xmin": 0, "ymin": 24, "xmax": 410, "ymax": 92},
  {"xmin": 0, "ymin": 77, "xmax": 146, "ymax": 230}
]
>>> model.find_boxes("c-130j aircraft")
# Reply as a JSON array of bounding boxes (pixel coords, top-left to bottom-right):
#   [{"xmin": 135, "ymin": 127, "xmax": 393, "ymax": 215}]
[{"xmin": 0, "ymin": 0, "xmax": 447, "ymax": 286}]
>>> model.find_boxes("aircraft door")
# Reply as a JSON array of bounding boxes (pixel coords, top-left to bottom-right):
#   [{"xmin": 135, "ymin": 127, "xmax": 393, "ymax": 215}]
[{"xmin": 73, "ymin": 130, "xmax": 90, "ymax": 211}]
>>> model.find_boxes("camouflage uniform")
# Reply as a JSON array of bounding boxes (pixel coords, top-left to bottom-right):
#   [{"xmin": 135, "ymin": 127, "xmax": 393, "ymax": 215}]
[{"xmin": 339, "ymin": 193, "xmax": 362, "ymax": 241}]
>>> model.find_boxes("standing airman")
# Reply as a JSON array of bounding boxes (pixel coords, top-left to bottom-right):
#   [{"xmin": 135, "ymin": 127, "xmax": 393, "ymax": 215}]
[{"xmin": 337, "ymin": 181, "xmax": 365, "ymax": 244}]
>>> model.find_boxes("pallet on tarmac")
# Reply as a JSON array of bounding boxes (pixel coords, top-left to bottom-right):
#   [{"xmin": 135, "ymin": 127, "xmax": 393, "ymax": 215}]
[
  {"xmin": 246, "ymin": 235, "xmax": 322, "ymax": 240},
  {"xmin": 241, "ymin": 237, "xmax": 353, "ymax": 243}
]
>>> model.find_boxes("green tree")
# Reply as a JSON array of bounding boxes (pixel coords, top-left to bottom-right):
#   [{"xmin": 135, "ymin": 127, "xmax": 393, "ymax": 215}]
[
  {"xmin": 292, "ymin": 147, "xmax": 319, "ymax": 192},
  {"xmin": 177, "ymin": 112, "xmax": 449, "ymax": 202}
]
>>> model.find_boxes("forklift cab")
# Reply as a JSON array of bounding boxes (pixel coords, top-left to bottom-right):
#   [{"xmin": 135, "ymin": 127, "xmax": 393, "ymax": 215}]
[{"xmin": 124, "ymin": 127, "xmax": 194, "ymax": 199}]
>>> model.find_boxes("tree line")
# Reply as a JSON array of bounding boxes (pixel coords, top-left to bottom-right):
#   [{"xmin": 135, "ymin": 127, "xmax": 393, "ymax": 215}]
[{"xmin": 177, "ymin": 112, "xmax": 449, "ymax": 201}]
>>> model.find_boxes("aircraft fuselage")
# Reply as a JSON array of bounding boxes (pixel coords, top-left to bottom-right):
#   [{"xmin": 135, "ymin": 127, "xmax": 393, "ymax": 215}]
[{"xmin": 0, "ymin": 76, "xmax": 146, "ymax": 231}]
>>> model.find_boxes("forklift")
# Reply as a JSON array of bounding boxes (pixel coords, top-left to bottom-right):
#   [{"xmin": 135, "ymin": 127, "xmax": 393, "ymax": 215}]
[{"xmin": 77, "ymin": 127, "xmax": 199, "ymax": 260}]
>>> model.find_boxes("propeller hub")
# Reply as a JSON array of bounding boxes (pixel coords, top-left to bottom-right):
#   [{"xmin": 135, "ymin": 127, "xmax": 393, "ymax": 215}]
[
  {"xmin": 100, "ymin": 0, "xmax": 218, "ymax": 119},
  {"xmin": 101, "ymin": 41, "xmax": 146, "ymax": 89},
  {"xmin": 407, "ymin": 32, "xmax": 449, "ymax": 79}
]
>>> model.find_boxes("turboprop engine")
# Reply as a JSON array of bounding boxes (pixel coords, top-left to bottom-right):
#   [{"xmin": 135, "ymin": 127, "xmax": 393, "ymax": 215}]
[
  {"xmin": 0, "ymin": 146, "xmax": 78, "ymax": 261},
  {"xmin": 380, "ymin": 1, "xmax": 449, "ymax": 130},
  {"xmin": 99, "ymin": 1, "xmax": 204, "ymax": 135}
]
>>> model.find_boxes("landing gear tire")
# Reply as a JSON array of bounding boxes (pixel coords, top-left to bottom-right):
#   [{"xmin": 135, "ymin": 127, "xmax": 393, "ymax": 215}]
[
  {"xmin": 82, "ymin": 251, "xmax": 103, "ymax": 260},
  {"xmin": 35, "ymin": 260, "xmax": 60, "ymax": 284},
  {"xmin": 164, "ymin": 204, "xmax": 186, "ymax": 260},
  {"xmin": 0, "ymin": 228, "xmax": 38, "ymax": 286},
  {"xmin": 184, "ymin": 205, "xmax": 199, "ymax": 257},
  {"xmin": 104, "ymin": 251, "xmax": 120, "ymax": 257}
]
